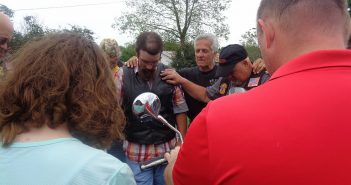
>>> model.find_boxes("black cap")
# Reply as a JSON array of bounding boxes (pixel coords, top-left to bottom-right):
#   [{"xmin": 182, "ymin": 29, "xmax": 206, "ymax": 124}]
[{"xmin": 215, "ymin": 44, "xmax": 248, "ymax": 78}]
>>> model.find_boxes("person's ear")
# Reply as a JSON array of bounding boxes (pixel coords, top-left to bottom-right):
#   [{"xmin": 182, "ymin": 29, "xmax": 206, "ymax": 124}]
[
  {"xmin": 258, "ymin": 19, "xmax": 275, "ymax": 49},
  {"xmin": 242, "ymin": 59, "xmax": 250, "ymax": 66}
]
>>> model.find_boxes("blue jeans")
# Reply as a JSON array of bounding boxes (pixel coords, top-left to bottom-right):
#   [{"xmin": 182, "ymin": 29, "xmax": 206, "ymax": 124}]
[{"xmin": 126, "ymin": 157, "xmax": 166, "ymax": 185}]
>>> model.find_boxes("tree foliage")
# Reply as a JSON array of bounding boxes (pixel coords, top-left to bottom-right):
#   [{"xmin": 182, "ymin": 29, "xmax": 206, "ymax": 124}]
[
  {"xmin": 2, "ymin": 4, "xmax": 96, "ymax": 54},
  {"xmin": 239, "ymin": 28, "xmax": 261, "ymax": 61},
  {"xmin": 0, "ymin": 4, "xmax": 14, "ymax": 18},
  {"xmin": 120, "ymin": 43, "xmax": 136, "ymax": 62},
  {"xmin": 114, "ymin": 0, "xmax": 231, "ymax": 47},
  {"xmin": 9, "ymin": 16, "xmax": 46, "ymax": 54},
  {"xmin": 62, "ymin": 25, "xmax": 95, "ymax": 41},
  {"xmin": 170, "ymin": 42, "xmax": 196, "ymax": 70},
  {"xmin": 118, "ymin": 40, "xmax": 194, "ymax": 67},
  {"xmin": 8, "ymin": 15, "xmax": 95, "ymax": 54}
]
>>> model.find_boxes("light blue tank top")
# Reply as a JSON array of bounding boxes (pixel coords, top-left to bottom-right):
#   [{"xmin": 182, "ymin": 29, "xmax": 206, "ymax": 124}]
[{"xmin": 0, "ymin": 138, "xmax": 136, "ymax": 185}]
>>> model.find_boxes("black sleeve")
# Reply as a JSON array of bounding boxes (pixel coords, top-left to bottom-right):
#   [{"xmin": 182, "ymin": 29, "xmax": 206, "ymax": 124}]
[
  {"xmin": 260, "ymin": 72, "xmax": 271, "ymax": 84},
  {"xmin": 178, "ymin": 68, "xmax": 193, "ymax": 79}
]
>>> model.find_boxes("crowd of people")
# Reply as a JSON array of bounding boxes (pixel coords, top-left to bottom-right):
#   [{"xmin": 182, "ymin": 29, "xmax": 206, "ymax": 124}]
[{"xmin": 1, "ymin": 0, "xmax": 351, "ymax": 185}]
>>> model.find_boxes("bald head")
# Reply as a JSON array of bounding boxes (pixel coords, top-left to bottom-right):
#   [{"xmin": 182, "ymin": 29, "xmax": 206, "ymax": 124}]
[
  {"xmin": 257, "ymin": 0, "xmax": 350, "ymax": 43},
  {"xmin": 256, "ymin": 0, "xmax": 350, "ymax": 74},
  {"xmin": 0, "ymin": 12, "xmax": 13, "ymax": 58},
  {"xmin": 0, "ymin": 12, "xmax": 13, "ymax": 39}
]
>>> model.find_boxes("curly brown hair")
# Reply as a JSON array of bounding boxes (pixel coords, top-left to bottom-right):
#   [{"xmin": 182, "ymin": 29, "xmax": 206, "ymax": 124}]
[{"xmin": 0, "ymin": 33, "xmax": 125, "ymax": 149}]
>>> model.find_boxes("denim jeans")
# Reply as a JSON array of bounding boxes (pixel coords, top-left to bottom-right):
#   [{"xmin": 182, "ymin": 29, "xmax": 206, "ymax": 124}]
[{"xmin": 125, "ymin": 157, "xmax": 166, "ymax": 185}]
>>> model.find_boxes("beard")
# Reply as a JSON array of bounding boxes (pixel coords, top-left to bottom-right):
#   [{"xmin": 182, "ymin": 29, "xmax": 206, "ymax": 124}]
[{"xmin": 139, "ymin": 68, "xmax": 156, "ymax": 81}]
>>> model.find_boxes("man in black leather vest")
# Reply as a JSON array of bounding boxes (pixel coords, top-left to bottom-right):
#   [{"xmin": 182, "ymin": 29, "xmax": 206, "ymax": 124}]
[
  {"xmin": 124, "ymin": 33, "xmax": 220, "ymax": 122},
  {"xmin": 117, "ymin": 32, "xmax": 188, "ymax": 185}
]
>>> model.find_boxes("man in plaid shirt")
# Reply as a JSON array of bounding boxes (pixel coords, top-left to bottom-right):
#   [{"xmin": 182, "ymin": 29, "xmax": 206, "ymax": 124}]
[{"xmin": 116, "ymin": 31, "xmax": 188, "ymax": 185}]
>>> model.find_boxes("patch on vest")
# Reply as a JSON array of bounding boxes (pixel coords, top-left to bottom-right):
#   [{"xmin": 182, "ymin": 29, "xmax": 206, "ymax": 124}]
[
  {"xmin": 248, "ymin": 77, "xmax": 260, "ymax": 87},
  {"xmin": 219, "ymin": 82, "xmax": 229, "ymax": 95}
]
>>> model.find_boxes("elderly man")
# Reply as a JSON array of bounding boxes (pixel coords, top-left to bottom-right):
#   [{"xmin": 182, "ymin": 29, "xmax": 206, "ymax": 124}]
[
  {"xmin": 0, "ymin": 12, "xmax": 14, "ymax": 78},
  {"xmin": 176, "ymin": 34, "xmax": 220, "ymax": 121},
  {"xmin": 164, "ymin": 0, "xmax": 351, "ymax": 185},
  {"xmin": 161, "ymin": 44, "xmax": 269, "ymax": 102}
]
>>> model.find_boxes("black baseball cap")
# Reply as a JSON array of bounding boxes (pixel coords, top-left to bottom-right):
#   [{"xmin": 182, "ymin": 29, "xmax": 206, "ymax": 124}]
[{"xmin": 215, "ymin": 44, "xmax": 248, "ymax": 78}]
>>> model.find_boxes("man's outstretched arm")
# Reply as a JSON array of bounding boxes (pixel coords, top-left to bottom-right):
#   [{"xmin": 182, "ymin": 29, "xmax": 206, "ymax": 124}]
[{"xmin": 161, "ymin": 69, "xmax": 210, "ymax": 103}]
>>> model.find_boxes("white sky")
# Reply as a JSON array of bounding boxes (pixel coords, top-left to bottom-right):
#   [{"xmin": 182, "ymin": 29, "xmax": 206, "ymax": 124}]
[{"xmin": 1, "ymin": 0, "xmax": 261, "ymax": 47}]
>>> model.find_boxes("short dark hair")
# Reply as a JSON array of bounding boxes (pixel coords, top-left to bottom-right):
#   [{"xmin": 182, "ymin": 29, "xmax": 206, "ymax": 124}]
[{"xmin": 135, "ymin": 32, "xmax": 163, "ymax": 55}]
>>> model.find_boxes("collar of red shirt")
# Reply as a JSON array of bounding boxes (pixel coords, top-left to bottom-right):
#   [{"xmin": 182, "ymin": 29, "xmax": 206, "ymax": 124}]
[{"xmin": 270, "ymin": 50, "xmax": 351, "ymax": 81}]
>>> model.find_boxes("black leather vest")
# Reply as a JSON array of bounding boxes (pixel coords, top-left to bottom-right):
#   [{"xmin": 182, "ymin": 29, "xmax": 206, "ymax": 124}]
[{"xmin": 122, "ymin": 64, "xmax": 176, "ymax": 144}]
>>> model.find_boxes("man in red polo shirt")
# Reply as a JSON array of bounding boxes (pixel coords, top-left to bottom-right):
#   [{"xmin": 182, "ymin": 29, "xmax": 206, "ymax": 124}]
[{"xmin": 164, "ymin": 0, "xmax": 351, "ymax": 185}]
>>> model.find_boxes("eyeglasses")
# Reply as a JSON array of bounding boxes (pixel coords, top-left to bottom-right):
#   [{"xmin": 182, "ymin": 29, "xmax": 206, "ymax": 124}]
[
  {"xmin": 138, "ymin": 58, "xmax": 159, "ymax": 67},
  {"xmin": 0, "ymin": 37, "xmax": 9, "ymax": 45}
]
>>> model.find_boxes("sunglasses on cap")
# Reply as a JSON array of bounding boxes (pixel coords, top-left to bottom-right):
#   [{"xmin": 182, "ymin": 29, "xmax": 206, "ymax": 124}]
[{"xmin": 0, "ymin": 37, "xmax": 9, "ymax": 45}]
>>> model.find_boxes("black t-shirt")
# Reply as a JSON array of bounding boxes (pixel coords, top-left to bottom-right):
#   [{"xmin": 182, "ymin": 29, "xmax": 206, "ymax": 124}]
[{"xmin": 178, "ymin": 66, "xmax": 218, "ymax": 121}]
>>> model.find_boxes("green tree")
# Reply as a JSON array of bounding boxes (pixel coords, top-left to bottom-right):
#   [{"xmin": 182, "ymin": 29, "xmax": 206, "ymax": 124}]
[
  {"xmin": 2, "ymin": 5, "xmax": 95, "ymax": 54},
  {"xmin": 119, "ymin": 40, "xmax": 196, "ymax": 70},
  {"xmin": 0, "ymin": 4, "xmax": 14, "ymax": 17},
  {"xmin": 120, "ymin": 43, "xmax": 136, "ymax": 62},
  {"xmin": 9, "ymin": 31, "xmax": 25, "ymax": 54},
  {"xmin": 239, "ymin": 28, "xmax": 261, "ymax": 61},
  {"xmin": 9, "ymin": 16, "xmax": 96, "ymax": 54},
  {"xmin": 164, "ymin": 41, "xmax": 179, "ymax": 51},
  {"xmin": 22, "ymin": 16, "xmax": 46, "ymax": 38},
  {"xmin": 113, "ymin": 0, "xmax": 231, "ymax": 48},
  {"xmin": 62, "ymin": 25, "xmax": 95, "ymax": 41},
  {"xmin": 171, "ymin": 42, "xmax": 196, "ymax": 70},
  {"xmin": 9, "ymin": 16, "xmax": 46, "ymax": 54}
]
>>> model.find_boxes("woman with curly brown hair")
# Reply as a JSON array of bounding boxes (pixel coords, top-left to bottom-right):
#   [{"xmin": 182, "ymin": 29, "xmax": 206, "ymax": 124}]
[{"xmin": 0, "ymin": 33, "xmax": 136, "ymax": 185}]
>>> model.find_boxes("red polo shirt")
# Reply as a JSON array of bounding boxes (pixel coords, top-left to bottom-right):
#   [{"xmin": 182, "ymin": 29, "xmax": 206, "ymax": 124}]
[{"xmin": 173, "ymin": 50, "xmax": 351, "ymax": 185}]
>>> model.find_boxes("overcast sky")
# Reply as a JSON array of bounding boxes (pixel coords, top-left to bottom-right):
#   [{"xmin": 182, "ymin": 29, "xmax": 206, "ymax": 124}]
[{"xmin": 2, "ymin": 0, "xmax": 261, "ymax": 47}]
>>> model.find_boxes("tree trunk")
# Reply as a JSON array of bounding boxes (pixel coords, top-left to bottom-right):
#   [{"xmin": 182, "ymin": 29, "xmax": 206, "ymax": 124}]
[{"xmin": 179, "ymin": 34, "xmax": 186, "ymax": 57}]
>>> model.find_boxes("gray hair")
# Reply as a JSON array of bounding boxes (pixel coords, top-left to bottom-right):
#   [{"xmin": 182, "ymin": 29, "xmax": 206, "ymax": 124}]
[
  {"xmin": 100, "ymin": 38, "xmax": 121, "ymax": 58},
  {"xmin": 194, "ymin": 33, "xmax": 219, "ymax": 53}
]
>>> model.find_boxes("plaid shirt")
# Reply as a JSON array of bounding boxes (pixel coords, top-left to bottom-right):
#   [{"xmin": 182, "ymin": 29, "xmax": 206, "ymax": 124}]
[
  {"xmin": 116, "ymin": 65, "xmax": 188, "ymax": 162},
  {"xmin": 123, "ymin": 138, "xmax": 176, "ymax": 162}
]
